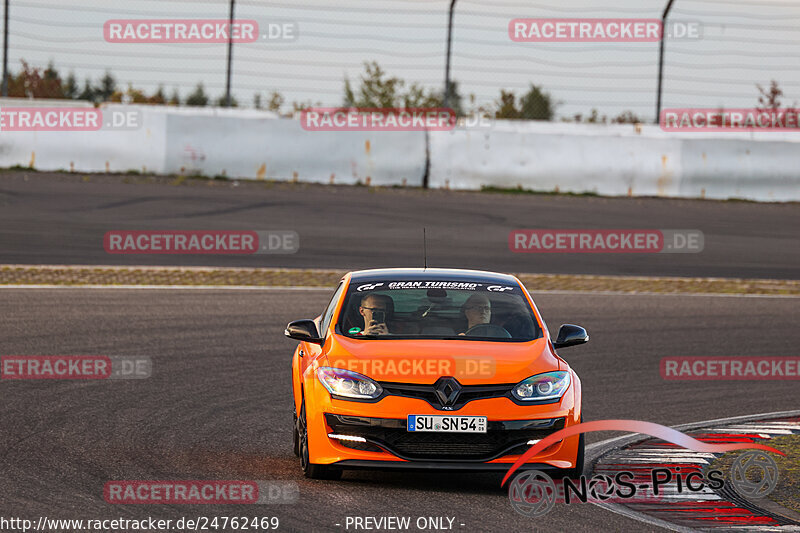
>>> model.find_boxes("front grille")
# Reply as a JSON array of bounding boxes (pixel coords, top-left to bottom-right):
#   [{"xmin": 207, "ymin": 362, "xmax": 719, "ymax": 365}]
[
  {"xmin": 388, "ymin": 431, "xmax": 515, "ymax": 457},
  {"xmin": 325, "ymin": 414, "xmax": 564, "ymax": 461},
  {"xmin": 380, "ymin": 380, "xmax": 511, "ymax": 410}
]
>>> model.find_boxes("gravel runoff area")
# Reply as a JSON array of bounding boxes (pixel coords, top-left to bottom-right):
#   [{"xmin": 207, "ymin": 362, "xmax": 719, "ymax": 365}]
[
  {"xmin": 711, "ymin": 434, "xmax": 800, "ymax": 517},
  {"xmin": 1, "ymin": 264, "xmax": 799, "ymax": 295},
  {"xmin": 765, "ymin": 435, "xmax": 800, "ymax": 514}
]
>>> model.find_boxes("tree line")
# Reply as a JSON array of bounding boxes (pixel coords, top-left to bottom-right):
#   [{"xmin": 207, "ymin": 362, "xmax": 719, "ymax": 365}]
[{"xmin": 6, "ymin": 59, "xmax": 786, "ymax": 123}]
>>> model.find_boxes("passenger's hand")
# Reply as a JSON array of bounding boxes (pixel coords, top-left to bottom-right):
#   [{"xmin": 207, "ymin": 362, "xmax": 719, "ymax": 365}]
[{"xmin": 365, "ymin": 321, "xmax": 389, "ymax": 335}]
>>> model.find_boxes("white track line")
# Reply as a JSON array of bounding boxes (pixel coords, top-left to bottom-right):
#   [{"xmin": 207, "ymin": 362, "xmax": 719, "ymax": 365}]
[
  {"xmin": 0, "ymin": 285, "xmax": 798, "ymax": 298},
  {"xmin": 532, "ymin": 290, "xmax": 800, "ymax": 298},
  {"xmin": 0, "ymin": 284, "xmax": 332, "ymax": 291}
]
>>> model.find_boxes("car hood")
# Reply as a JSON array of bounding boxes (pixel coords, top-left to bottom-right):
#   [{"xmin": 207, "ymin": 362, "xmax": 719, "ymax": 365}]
[{"xmin": 323, "ymin": 334, "xmax": 561, "ymax": 385}]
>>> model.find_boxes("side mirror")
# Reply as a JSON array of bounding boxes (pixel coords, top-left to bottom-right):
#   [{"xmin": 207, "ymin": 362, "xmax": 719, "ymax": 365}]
[
  {"xmin": 285, "ymin": 319, "xmax": 324, "ymax": 344},
  {"xmin": 553, "ymin": 324, "xmax": 588, "ymax": 349}
]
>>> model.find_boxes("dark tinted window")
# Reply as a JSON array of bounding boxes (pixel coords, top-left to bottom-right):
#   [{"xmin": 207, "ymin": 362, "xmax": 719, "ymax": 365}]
[
  {"xmin": 337, "ymin": 280, "xmax": 542, "ymax": 341},
  {"xmin": 320, "ymin": 282, "xmax": 346, "ymax": 335}
]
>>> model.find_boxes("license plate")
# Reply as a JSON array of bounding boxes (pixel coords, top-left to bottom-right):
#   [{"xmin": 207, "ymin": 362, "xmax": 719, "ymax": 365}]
[{"xmin": 407, "ymin": 415, "xmax": 487, "ymax": 433}]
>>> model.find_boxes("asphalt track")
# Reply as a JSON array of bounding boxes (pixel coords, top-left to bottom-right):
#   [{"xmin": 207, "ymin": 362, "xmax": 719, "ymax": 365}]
[
  {"xmin": 1, "ymin": 171, "xmax": 799, "ymax": 279},
  {"xmin": 1, "ymin": 288, "xmax": 797, "ymax": 532}
]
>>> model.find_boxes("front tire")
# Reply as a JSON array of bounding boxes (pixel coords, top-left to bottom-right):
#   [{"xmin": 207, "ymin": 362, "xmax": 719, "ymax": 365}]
[
  {"xmin": 561, "ymin": 432, "xmax": 585, "ymax": 479},
  {"xmin": 559, "ymin": 415, "xmax": 585, "ymax": 479},
  {"xmin": 292, "ymin": 406, "xmax": 300, "ymax": 457},
  {"xmin": 298, "ymin": 396, "xmax": 342, "ymax": 480}
]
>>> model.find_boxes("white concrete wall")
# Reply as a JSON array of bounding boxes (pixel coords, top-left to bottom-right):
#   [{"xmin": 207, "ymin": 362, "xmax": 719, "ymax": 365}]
[
  {"xmin": 428, "ymin": 121, "xmax": 800, "ymax": 201},
  {"xmin": 0, "ymin": 104, "xmax": 166, "ymax": 173},
  {"xmin": 1, "ymin": 105, "xmax": 798, "ymax": 201},
  {"xmin": 677, "ymin": 138, "xmax": 800, "ymax": 201},
  {"xmin": 163, "ymin": 112, "xmax": 426, "ymax": 186}
]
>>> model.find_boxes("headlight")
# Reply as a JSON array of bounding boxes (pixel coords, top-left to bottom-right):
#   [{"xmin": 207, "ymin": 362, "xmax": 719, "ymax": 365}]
[
  {"xmin": 512, "ymin": 371, "xmax": 571, "ymax": 401},
  {"xmin": 316, "ymin": 367, "xmax": 383, "ymax": 400}
]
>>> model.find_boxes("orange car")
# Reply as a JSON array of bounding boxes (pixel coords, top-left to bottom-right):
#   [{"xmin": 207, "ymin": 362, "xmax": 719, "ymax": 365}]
[{"xmin": 286, "ymin": 268, "xmax": 588, "ymax": 479}]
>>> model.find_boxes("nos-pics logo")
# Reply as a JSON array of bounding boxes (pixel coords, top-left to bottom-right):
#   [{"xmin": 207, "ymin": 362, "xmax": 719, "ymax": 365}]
[{"xmin": 508, "ymin": 451, "xmax": 780, "ymax": 518}]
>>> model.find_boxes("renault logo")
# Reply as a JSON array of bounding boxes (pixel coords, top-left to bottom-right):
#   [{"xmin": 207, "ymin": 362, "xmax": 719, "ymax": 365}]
[{"xmin": 434, "ymin": 377, "xmax": 462, "ymax": 407}]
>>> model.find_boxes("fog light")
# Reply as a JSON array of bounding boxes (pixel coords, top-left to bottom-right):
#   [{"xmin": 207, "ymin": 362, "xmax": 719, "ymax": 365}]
[{"xmin": 328, "ymin": 433, "xmax": 367, "ymax": 442}]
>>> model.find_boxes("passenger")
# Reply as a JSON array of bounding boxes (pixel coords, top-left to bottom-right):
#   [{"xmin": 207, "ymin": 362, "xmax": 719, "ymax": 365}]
[
  {"xmin": 460, "ymin": 294, "xmax": 492, "ymax": 334},
  {"xmin": 358, "ymin": 294, "xmax": 392, "ymax": 335}
]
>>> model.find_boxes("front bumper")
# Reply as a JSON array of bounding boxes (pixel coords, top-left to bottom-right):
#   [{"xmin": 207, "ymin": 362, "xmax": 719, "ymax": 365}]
[
  {"xmin": 332, "ymin": 460, "xmax": 563, "ymax": 473},
  {"xmin": 325, "ymin": 414, "xmax": 565, "ymax": 462},
  {"xmin": 303, "ymin": 370, "xmax": 581, "ymax": 470}
]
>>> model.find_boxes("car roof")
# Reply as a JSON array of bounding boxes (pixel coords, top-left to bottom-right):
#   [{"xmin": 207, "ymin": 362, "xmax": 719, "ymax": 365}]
[{"xmin": 348, "ymin": 268, "xmax": 519, "ymax": 285}]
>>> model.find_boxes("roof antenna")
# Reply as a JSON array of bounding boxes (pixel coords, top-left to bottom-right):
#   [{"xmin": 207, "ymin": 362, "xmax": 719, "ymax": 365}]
[{"xmin": 423, "ymin": 227, "xmax": 427, "ymax": 270}]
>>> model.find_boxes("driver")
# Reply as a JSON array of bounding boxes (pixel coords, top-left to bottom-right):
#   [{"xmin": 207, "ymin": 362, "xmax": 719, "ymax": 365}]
[
  {"xmin": 358, "ymin": 294, "xmax": 392, "ymax": 336},
  {"xmin": 461, "ymin": 293, "xmax": 492, "ymax": 334}
]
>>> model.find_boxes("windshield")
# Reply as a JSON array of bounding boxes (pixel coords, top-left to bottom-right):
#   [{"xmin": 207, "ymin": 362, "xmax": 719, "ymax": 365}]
[{"xmin": 337, "ymin": 280, "xmax": 542, "ymax": 341}]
